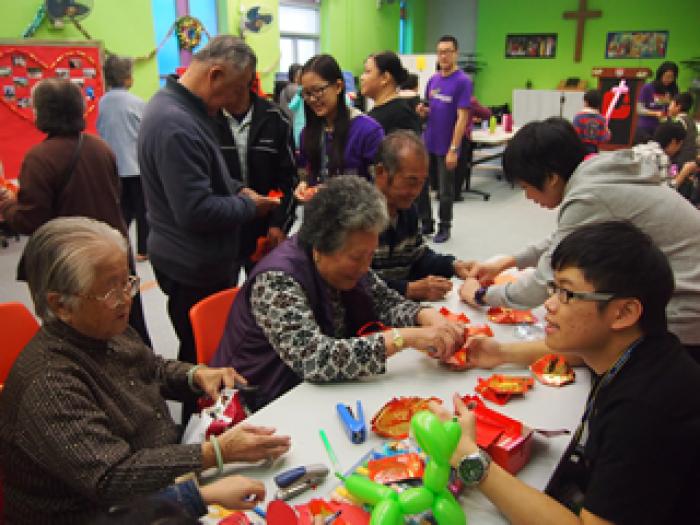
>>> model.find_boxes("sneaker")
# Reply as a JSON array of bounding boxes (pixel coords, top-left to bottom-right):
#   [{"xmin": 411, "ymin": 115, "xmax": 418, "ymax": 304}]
[
  {"xmin": 421, "ymin": 222, "xmax": 435, "ymax": 235},
  {"xmin": 434, "ymin": 228, "xmax": 451, "ymax": 243}
]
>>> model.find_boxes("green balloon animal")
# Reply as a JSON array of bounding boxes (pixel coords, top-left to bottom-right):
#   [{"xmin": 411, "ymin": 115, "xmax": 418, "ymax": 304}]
[{"xmin": 339, "ymin": 410, "xmax": 467, "ymax": 525}]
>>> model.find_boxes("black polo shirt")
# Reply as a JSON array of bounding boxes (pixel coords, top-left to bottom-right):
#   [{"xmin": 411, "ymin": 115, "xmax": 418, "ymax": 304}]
[{"xmin": 548, "ymin": 332, "xmax": 700, "ymax": 524}]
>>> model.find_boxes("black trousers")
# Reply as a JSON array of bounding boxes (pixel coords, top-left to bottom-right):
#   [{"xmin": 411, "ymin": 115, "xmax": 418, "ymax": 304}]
[
  {"xmin": 454, "ymin": 137, "xmax": 473, "ymax": 194},
  {"xmin": 685, "ymin": 344, "xmax": 700, "ymax": 366},
  {"xmin": 153, "ymin": 268, "xmax": 237, "ymax": 424},
  {"xmin": 120, "ymin": 176, "xmax": 149, "ymax": 256}
]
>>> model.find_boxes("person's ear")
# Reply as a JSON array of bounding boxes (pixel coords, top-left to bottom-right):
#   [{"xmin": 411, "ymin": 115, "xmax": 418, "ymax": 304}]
[
  {"xmin": 609, "ymin": 298, "xmax": 643, "ymax": 331},
  {"xmin": 47, "ymin": 291, "xmax": 72, "ymax": 324},
  {"xmin": 335, "ymin": 78, "xmax": 344, "ymax": 95}
]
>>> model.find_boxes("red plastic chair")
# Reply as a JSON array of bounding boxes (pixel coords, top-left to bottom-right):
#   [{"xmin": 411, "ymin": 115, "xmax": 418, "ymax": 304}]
[
  {"xmin": 189, "ymin": 288, "xmax": 239, "ymax": 365},
  {"xmin": 0, "ymin": 302, "xmax": 39, "ymax": 387}
]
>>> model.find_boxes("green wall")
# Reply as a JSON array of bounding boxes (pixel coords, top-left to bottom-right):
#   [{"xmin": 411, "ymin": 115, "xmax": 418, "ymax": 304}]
[
  {"xmin": 0, "ymin": 0, "xmax": 160, "ymax": 100},
  {"xmin": 320, "ymin": 0, "xmax": 400, "ymax": 76},
  {"xmin": 475, "ymin": 0, "xmax": 698, "ymax": 106},
  {"xmin": 406, "ymin": 0, "xmax": 428, "ymax": 53}
]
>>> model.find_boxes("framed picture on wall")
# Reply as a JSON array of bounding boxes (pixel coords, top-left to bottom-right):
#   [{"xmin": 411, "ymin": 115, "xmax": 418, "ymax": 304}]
[
  {"xmin": 606, "ymin": 31, "xmax": 668, "ymax": 59},
  {"xmin": 505, "ymin": 34, "xmax": 557, "ymax": 59}
]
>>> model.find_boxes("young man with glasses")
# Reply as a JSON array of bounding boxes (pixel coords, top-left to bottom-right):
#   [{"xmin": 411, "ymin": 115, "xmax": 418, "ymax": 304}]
[
  {"xmin": 436, "ymin": 221, "xmax": 700, "ymax": 525},
  {"xmin": 460, "ymin": 118, "xmax": 700, "ymax": 359},
  {"xmin": 416, "ymin": 35, "xmax": 472, "ymax": 242}
]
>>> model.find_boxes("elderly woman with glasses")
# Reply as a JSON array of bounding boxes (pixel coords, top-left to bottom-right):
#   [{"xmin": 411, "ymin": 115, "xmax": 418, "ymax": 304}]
[
  {"xmin": 212, "ymin": 176, "xmax": 466, "ymax": 409},
  {"xmin": 0, "ymin": 217, "xmax": 291, "ymax": 524}
]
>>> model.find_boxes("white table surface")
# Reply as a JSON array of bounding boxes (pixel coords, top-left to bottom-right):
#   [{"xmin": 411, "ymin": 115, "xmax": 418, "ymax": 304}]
[
  {"xmin": 214, "ymin": 288, "xmax": 589, "ymax": 524},
  {"xmin": 471, "ymin": 126, "xmax": 518, "ymax": 145}
]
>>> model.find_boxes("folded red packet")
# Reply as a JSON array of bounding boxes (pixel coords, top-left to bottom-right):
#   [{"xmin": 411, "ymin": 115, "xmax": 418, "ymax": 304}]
[
  {"xmin": 466, "ymin": 324, "xmax": 494, "ymax": 337},
  {"xmin": 367, "ymin": 453, "xmax": 425, "ymax": 484},
  {"xmin": 439, "ymin": 306, "xmax": 470, "ymax": 324},
  {"xmin": 487, "ymin": 307, "xmax": 536, "ymax": 324},
  {"xmin": 295, "ymin": 499, "xmax": 370, "ymax": 525},
  {"xmin": 475, "ymin": 374, "xmax": 534, "ymax": 405},
  {"xmin": 530, "ymin": 354, "xmax": 575, "ymax": 386},
  {"xmin": 371, "ymin": 397, "xmax": 443, "ymax": 439}
]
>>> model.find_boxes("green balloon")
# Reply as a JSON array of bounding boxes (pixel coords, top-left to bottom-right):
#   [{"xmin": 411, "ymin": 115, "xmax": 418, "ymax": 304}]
[
  {"xmin": 411, "ymin": 411, "xmax": 451, "ymax": 463},
  {"xmin": 370, "ymin": 498, "xmax": 403, "ymax": 525},
  {"xmin": 423, "ymin": 460, "xmax": 451, "ymax": 493},
  {"xmin": 444, "ymin": 420, "xmax": 462, "ymax": 454},
  {"xmin": 397, "ymin": 486, "xmax": 433, "ymax": 514},
  {"xmin": 344, "ymin": 474, "xmax": 396, "ymax": 505},
  {"xmin": 433, "ymin": 490, "xmax": 467, "ymax": 525}
]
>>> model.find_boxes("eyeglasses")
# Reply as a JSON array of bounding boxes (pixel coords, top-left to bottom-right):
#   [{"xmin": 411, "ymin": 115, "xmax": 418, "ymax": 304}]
[
  {"xmin": 546, "ymin": 281, "xmax": 615, "ymax": 304},
  {"xmin": 301, "ymin": 83, "xmax": 332, "ymax": 101},
  {"xmin": 74, "ymin": 275, "xmax": 140, "ymax": 308}
]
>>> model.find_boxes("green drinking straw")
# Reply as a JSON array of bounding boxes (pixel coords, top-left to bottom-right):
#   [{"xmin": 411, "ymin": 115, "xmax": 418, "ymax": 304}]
[{"xmin": 319, "ymin": 429, "xmax": 342, "ymax": 474}]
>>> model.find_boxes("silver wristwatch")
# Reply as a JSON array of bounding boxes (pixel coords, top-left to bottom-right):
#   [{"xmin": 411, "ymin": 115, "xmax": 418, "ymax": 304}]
[{"xmin": 456, "ymin": 449, "xmax": 492, "ymax": 486}]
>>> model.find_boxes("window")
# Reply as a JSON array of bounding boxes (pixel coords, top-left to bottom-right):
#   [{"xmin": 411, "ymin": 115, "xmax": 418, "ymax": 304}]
[{"xmin": 279, "ymin": 2, "xmax": 320, "ymax": 77}]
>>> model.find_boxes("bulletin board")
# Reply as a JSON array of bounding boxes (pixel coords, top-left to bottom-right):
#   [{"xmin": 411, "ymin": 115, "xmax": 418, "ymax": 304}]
[{"xmin": 0, "ymin": 40, "xmax": 105, "ymax": 180}]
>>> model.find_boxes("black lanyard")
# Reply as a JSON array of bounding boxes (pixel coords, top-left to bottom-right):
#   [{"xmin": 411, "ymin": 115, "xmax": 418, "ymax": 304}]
[{"xmin": 573, "ymin": 337, "xmax": 644, "ymax": 446}]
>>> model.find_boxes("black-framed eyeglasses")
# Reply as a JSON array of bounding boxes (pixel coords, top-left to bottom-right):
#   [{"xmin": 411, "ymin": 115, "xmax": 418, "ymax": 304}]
[
  {"xmin": 301, "ymin": 83, "xmax": 332, "ymax": 101},
  {"xmin": 546, "ymin": 281, "xmax": 615, "ymax": 304},
  {"xmin": 72, "ymin": 275, "xmax": 140, "ymax": 309}
]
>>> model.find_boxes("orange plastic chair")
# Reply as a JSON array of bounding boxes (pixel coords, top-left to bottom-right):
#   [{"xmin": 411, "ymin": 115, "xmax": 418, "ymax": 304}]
[
  {"xmin": 189, "ymin": 288, "xmax": 239, "ymax": 365},
  {"xmin": 0, "ymin": 302, "xmax": 40, "ymax": 387}
]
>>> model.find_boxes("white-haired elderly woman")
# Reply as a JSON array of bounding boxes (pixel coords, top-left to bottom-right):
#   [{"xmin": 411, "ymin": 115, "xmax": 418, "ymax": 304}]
[
  {"xmin": 0, "ymin": 217, "xmax": 290, "ymax": 524},
  {"xmin": 212, "ymin": 176, "xmax": 466, "ymax": 409}
]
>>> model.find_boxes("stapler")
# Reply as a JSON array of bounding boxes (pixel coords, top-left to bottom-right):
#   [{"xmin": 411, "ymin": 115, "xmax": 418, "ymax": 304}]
[
  {"xmin": 336, "ymin": 401, "xmax": 366, "ymax": 444},
  {"xmin": 273, "ymin": 464, "xmax": 329, "ymax": 500}
]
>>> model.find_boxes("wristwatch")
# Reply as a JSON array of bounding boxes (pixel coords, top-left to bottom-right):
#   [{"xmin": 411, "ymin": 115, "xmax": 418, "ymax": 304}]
[
  {"xmin": 474, "ymin": 286, "xmax": 489, "ymax": 306},
  {"xmin": 456, "ymin": 449, "xmax": 492, "ymax": 486},
  {"xmin": 391, "ymin": 328, "xmax": 405, "ymax": 351}
]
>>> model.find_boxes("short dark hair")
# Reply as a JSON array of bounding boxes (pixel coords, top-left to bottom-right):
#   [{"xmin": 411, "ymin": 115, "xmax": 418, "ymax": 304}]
[
  {"xmin": 653, "ymin": 121, "xmax": 686, "ymax": 148},
  {"xmin": 401, "ymin": 73, "xmax": 419, "ymax": 91},
  {"xmin": 369, "ymin": 51, "xmax": 409, "ymax": 86},
  {"xmin": 673, "ymin": 92, "xmax": 693, "ymax": 113},
  {"xmin": 376, "ymin": 130, "xmax": 427, "ymax": 180},
  {"xmin": 551, "ymin": 221, "xmax": 674, "ymax": 336},
  {"xmin": 503, "ymin": 117, "xmax": 586, "ymax": 189},
  {"xmin": 438, "ymin": 35, "xmax": 459, "ymax": 50},
  {"xmin": 583, "ymin": 89, "xmax": 602, "ymax": 110},
  {"xmin": 32, "ymin": 79, "xmax": 85, "ymax": 135},
  {"xmin": 288, "ymin": 63, "xmax": 302, "ymax": 83},
  {"xmin": 103, "ymin": 54, "xmax": 133, "ymax": 89}
]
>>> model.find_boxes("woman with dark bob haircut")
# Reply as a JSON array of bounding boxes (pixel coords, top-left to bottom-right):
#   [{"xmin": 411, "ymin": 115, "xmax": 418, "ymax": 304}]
[
  {"xmin": 213, "ymin": 175, "xmax": 466, "ymax": 409},
  {"xmin": 0, "ymin": 78, "xmax": 151, "ymax": 344},
  {"xmin": 294, "ymin": 54, "xmax": 384, "ymax": 200},
  {"xmin": 635, "ymin": 61, "xmax": 679, "ymax": 142}
]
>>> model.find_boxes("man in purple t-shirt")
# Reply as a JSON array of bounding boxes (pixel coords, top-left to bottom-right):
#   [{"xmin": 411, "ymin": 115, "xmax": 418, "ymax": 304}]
[{"xmin": 416, "ymin": 35, "xmax": 472, "ymax": 243}]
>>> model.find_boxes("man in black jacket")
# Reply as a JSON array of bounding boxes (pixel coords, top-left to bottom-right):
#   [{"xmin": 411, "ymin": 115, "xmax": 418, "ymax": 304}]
[
  {"xmin": 139, "ymin": 36, "xmax": 279, "ymax": 380},
  {"xmin": 372, "ymin": 131, "xmax": 472, "ymax": 300},
  {"xmin": 215, "ymin": 66, "xmax": 297, "ymax": 272}
]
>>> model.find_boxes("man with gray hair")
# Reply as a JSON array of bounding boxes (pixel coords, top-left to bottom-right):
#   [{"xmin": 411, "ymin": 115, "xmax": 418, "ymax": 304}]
[
  {"xmin": 138, "ymin": 36, "xmax": 280, "ymax": 419},
  {"xmin": 372, "ymin": 130, "xmax": 473, "ymax": 301},
  {"xmin": 98, "ymin": 54, "xmax": 149, "ymax": 261}
]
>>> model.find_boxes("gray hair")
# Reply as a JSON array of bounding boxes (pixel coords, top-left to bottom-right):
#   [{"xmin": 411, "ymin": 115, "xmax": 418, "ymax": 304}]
[
  {"xmin": 298, "ymin": 176, "xmax": 389, "ymax": 253},
  {"xmin": 193, "ymin": 35, "xmax": 257, "ymax": 72},
  {"xmin": 104, "ymin": 54, "xmax": 134, "ymax": 89},
  {"xmin": 23, "ymin": 217, "xmax": 128, "ymax": 321},
  {"xmin": 375, "ymin": 130, "xmax": 427, "ymax": 180}
]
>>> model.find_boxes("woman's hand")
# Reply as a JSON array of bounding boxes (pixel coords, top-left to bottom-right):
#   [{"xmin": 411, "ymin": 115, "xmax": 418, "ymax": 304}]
[
  {"xmin": 406, "ymin": 276, "xmax": 453, "ymax": 301},
  {"xmin": 217, "ymin": 423, "xmax": 291, "ymax": 464},
  {"xmin": 429, "ymin": 394, "xmax": 479, "ymax": 465},
  {"xmin": 400, "ymin": 324, "xmax": 465, "ymax": 362},
  {"xmin": 193, "ymin": 367, "xmax": 247, "ymax": 401},
  {"xmin": 199, "ymin": 475, "xmax": 265, "ymax": 510},
  {"xmin": 467, "ymin": 256, "xmax": 516, "ymax": 285},
  {"xmin": 458, "ymin": 277, "xmax": 482, "ymax": 307}
]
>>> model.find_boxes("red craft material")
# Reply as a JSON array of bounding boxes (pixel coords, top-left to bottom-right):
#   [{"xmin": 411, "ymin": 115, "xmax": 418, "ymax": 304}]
[
  {"xmin": 438, "ymin": 306, "xmax": 470, "ymax": 324},
  {"xmin": 460, "ymin": 395, "xmax": 534, "ymax": 474},
  {"xmin": 487, "ymin": 307, "xmax": 536, "ymax": 324},
  {"xmin": 367, "ymin": 453, "xmax": 425, "ymax": 484},
  {"xmin": 475, "ymin": 375, "xmax": 534, "ymax": 405},
  {"xmin": 295, "ymin": 499, "xmax": 370, "ymax": 525},
  {"xmin": 371, "ymin": 397, "xmax": 443, "ymax": 439},
  {"xmin": 530, "ymin": 354, "xmax": 576, "ymax": 386}
]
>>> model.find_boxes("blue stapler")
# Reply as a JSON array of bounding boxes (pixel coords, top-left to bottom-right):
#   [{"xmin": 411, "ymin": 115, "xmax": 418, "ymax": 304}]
[{"xmin": 336, "ymin": 401, "xmax": 366, "ymax": 444}]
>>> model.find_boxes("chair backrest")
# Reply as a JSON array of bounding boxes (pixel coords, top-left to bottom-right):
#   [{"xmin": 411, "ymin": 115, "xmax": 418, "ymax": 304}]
[
  {"xmin": 189, "ymin": 288, "xmax": 239, "ymax": 365},
  {"xmin": 0, "ymin": 302, "xmax": 40, "ymax": 386}
]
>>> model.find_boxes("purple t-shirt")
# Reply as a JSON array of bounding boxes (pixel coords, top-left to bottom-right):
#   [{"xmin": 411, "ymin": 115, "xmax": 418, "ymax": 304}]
[
  {"xmin": 423, "ymin": 70, "xmax": 472, "ymax": 155},
  {"xmin": 637, "ymin": 82, "xmax": 671, "ymax": 134},
  {"xmin": 300, "ymin": 113, "xmax": 384, "ymax": 184}
]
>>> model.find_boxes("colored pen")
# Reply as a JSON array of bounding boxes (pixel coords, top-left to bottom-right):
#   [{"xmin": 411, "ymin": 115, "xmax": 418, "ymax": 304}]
[
  {"xmin": 319, "ymin": 429, "xmax": 341, "ymax": 473},
  {"xmin": 324, "ymin": 510, "xmax": 342, "ymax": 524}
]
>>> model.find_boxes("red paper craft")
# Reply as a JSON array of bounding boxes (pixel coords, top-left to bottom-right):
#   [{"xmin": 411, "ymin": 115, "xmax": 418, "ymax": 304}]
[
  {"xmin": 295, "ymin": 499, "xmax": 370, "ymax": 525},
  {"xmin": 371, "ymin": 397, "xmax": 443, "ymax": 439},
  {"xmin": 475, "ymin": 375, "xmax": 534, "ymax": 405},
  {"xmin": 444, "ymin": 325, "xmax": 495, "ymax": 370},
  {"xmin": 266, "ymin": 500, "xmax": 299, "ymax": 525},
  {"xmin": 487, "ymin": 307, "xmax": 536, "ymax": 324},
  {"xmin": 268, "ymin": 189, "xmax": 284, "ymax": 200},
  {"xmin": 460, "ymin": 395, "xmax": 534, "ymax": 474},
  {"xmin": 438, "ymin": 306, "xmax": 470, "ymax": 324},
  {"xmin": 530, "ymin": 354, "xmax": 576, "ymax": 386},
  {"xmin": 196, "ymin": 390, "xmax": 247, "ymax": 439},
  {"xmin": 367, "ymin": 453, "xmax": 424, "ymax": 484},
  {"xmin": 466, "ymin": 324, "xmax": 494, "ymax": 338}
]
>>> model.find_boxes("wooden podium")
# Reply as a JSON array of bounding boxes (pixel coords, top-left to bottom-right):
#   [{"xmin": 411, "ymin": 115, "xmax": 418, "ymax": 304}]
[{"xmin": 592, "ymin": 67, "xmax": 651, "ymax": 148}]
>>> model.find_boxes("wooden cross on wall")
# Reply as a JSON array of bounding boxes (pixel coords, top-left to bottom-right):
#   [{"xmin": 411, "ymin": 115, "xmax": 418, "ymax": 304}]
[{"xmin": 563, "ymin": 0, "xmax": 602, "ymax": 63}]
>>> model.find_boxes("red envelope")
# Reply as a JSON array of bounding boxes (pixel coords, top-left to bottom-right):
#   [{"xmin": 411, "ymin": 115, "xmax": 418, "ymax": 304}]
[
  {"xmin": 439, "ymin": 306, "xmax": 470, "ymax": 324},
  {"xmin": 487, "ymin": 307, "xmax": 536, "ymax": 324}
]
